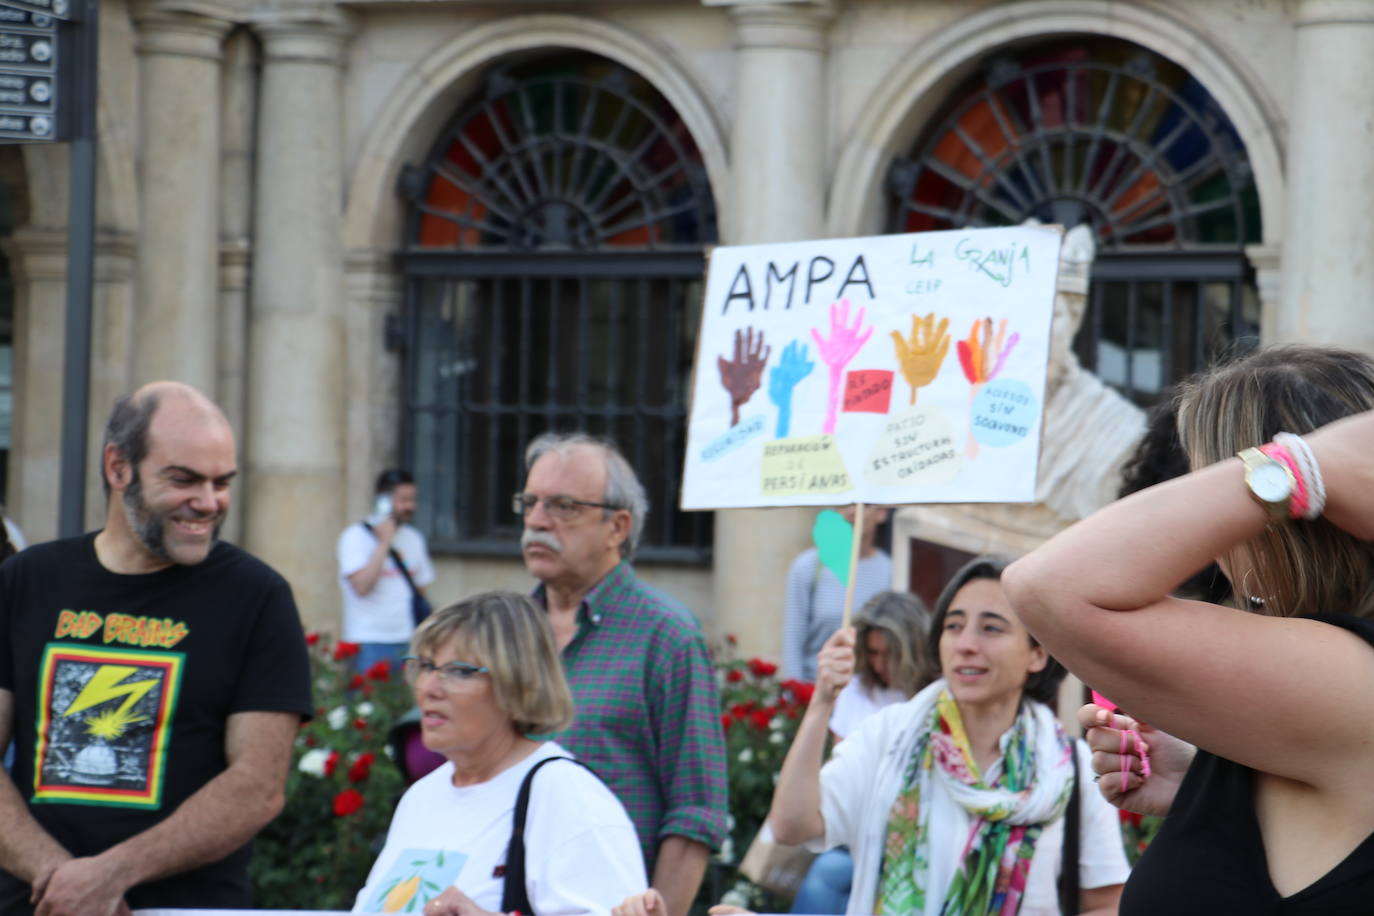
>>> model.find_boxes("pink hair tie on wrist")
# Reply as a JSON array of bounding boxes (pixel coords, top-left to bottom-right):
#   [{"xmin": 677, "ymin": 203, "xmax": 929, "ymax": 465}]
[
  {"xmin": 1258, "ymin": 441, "xmax": 1308, "ymax": 520},
  {"xmin": 1274, "ymin": 432, "xmax": 1326, "ymax": 520}
]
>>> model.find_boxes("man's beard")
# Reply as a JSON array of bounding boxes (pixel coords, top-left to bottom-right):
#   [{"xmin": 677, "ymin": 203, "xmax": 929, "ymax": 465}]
[{"xmin": 123, "ymin": 472, "xmax": 223, "ymax": 563}]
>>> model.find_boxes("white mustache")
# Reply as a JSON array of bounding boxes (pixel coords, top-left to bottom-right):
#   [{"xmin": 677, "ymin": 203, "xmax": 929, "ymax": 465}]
[{"xmin": 521, "ymin": 530, "xmax": 563, "ymax": 553}]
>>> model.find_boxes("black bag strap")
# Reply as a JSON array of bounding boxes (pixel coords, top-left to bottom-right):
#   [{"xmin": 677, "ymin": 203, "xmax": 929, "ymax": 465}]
[
  {"xmin": 361, "ymin": 521, "xmax": 421, "ymax": 598},
  {"xmin": 1058, "ymin": 739, "xmax": 1082, "ymax": 916},
  {"xmin": 501, "ymin": 756, "xmax": 593, "ymax": 915}
]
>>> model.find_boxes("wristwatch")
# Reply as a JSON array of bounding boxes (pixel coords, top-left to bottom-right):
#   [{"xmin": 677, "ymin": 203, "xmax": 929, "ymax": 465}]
[{"xmin": 1237, "ymin": 447, "xmax": 1294, "ymax": 522}]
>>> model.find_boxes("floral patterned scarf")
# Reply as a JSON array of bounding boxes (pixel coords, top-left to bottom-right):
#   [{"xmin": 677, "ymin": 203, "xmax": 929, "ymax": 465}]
[{"xmin": 875, "ymin": 690, "xmax": 1074, "ymax": 916}]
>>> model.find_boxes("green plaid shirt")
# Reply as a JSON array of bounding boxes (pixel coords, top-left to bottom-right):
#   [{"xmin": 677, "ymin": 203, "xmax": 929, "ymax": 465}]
[{"xmin": 536, "ymin": 562, "xmax": 728, "ymax": 869}]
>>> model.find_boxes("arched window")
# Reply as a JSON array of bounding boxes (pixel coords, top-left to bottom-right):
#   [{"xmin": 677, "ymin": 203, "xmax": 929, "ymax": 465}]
[
  {"xmin": 398, "ymin": 53, "xmax": 715, "ymax": 560},
  {"xmin": 888, "ymin": 38, "xmax": 1262, "ymax": 404}
]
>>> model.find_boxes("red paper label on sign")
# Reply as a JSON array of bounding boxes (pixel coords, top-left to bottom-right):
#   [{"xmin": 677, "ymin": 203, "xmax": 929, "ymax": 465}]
[{"xmin": 842, "ymin": 370, "xmax": 894, "ymax": 414}]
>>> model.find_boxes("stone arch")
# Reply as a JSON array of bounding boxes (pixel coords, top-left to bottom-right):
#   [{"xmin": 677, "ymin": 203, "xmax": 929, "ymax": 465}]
[
  {"xmin": 828, "ymin": 0, "xmax": 1284, "ymax": 245},
  {"xmin": 342, "ymin": 14, "xmax": 728, "ymax": 252}
]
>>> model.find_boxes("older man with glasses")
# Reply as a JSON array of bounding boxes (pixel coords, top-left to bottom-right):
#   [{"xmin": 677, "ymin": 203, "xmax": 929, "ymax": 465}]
[{"xmin": 514, "ymin": 433, "xmax": 727, "ymax": 916}]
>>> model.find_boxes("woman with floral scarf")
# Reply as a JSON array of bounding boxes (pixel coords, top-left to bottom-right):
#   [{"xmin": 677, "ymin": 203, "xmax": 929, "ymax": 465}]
[{"xmin": 770, "ymin": 556, "xmax": 1127, "ymax": 915}]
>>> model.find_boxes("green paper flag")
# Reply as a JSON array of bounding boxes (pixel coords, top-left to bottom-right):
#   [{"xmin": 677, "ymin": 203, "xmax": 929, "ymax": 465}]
[{"xmin": 812, "ymin": 509, "xmax": 854, "ymax": 587}]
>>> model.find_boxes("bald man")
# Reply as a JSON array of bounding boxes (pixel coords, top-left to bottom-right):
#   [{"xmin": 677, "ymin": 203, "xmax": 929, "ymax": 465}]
[{"xmin": 0, "ymin": 382, "xmax": 312, "ymax": 916}]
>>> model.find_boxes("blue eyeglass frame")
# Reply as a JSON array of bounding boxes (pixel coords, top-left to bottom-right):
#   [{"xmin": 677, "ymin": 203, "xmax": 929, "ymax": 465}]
[{"xmin": 400, "ymin": 655, "xmax": 490, "ymax": 681}]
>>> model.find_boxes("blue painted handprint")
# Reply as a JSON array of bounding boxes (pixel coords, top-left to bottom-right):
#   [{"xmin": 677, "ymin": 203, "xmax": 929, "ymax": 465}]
[{"xmin": 768, "ymin": 340, "xmax": 815, "ymax": 437}]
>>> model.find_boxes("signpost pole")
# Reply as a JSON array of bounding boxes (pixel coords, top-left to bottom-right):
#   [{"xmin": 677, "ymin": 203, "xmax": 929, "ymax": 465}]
[{"xmin": 56, "ymin": 0, "xmax": 95, "ymax": 537}]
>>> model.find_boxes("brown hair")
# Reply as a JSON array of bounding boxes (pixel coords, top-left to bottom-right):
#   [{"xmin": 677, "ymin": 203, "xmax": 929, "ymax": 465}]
[
  {"xmin": 1176, "ymin": 345, "xmax": 1374, "ymax": 619},
  {"xmin": 852, "ymin": 591, "xmax": 935, "ymax": 698},
  {"xmin": 412, "ymin": 591, "xmax": 574, "ymax": 736},
  {"xmin": 926, "ymin": 554, "xmax": 1067, "ymax": 707}
]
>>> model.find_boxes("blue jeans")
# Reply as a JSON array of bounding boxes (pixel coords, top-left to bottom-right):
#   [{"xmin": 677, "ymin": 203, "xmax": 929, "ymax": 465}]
[
  {"xmin": 355, "ymin": 641, "xmax": 409, "ymax": 678},
  {"xmin": 792, "ymin": 847, "xmax": 853, "ymax": 915}
]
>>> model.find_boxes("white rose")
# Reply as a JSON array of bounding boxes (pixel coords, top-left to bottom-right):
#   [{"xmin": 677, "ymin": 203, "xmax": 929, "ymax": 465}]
[
  {"xmin": 769, "ymin": 731, "xmax": 784, "ymax": 745},
  {"xmin": 298, "ymin": 748, "xmax": 331, "ymax": 777},
  {"xmin": 357, "ymin": 701, "xmax": 375, "ymax": 717},
  {"xmin": 326, "ymin": 706, "xmax": 348, "ymax": 730},
  {"xmin": 737, "ymin": 748, "xmax": 753, "ymax": 764}
]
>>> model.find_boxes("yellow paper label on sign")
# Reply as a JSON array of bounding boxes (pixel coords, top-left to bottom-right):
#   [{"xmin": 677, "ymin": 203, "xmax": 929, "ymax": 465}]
[{"xmin": 760, "ymin": 435, "xmax": 852, "ymax": 497}]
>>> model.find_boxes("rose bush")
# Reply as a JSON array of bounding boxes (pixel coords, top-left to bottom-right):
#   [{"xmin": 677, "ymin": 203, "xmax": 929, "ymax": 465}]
[
  {"xmin": 249, "ymin": 635, "xmax": 414, "ymax": 910},
  {"xmin": 709, "ymin": 637, "xmax": 813, "ymax": 912}
]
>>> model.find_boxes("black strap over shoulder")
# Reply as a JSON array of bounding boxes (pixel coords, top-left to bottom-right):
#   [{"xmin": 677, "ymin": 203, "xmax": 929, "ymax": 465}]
[
  {"xmin": 1058, "ymin": 739, "xmax": 1082, "ymax": 915},
  {"xmin": 361, "ymin": 521, "xmax": 421, "ymax": 597},
  {"xmin": 501, "ymin": 756, "xmax": 593, "ymax": 916}
]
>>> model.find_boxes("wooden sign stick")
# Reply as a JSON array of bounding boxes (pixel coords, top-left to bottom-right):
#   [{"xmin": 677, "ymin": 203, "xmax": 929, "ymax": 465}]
[{"xmin": 840, "ymin": 502, "xmax": 864, "ymax": 629}]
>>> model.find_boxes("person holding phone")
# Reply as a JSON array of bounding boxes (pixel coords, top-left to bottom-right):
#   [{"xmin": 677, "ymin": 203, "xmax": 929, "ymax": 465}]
[{"xmin": 337, "ymin": 468, "xmax": 436, "ymax": 675}]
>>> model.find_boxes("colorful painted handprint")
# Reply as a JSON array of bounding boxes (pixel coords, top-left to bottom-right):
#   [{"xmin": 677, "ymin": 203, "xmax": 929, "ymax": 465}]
[
  {"xmin": 890, "ymin": 312, "xmax": 951, "ymax": 405},
  {"xmin": 768, "ymin": 340, "xmax": 815, "ymax": 438},
  {"xmin": 811, "ymin": 299, "xmax": 874, "ymax": 435},
  {"xmin": 957, "ymin": 317, "xmax": 1020, "ymax": 458},
  {"xmin": 717, "ymin": 326, "xmax": 771, "ymax": 427}
]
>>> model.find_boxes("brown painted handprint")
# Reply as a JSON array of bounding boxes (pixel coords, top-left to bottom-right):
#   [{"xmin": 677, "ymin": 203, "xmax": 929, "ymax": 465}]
[
  {"xmin": 890, "ymin": 312, "xmax": 951, "ymax": 405},
  {"xmin": 717, "ymin": 326, "xmax": 771, "ymax": 426}
]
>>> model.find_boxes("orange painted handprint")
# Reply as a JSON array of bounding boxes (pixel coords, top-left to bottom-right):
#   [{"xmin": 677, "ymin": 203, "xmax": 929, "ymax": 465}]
[{"xmin": 890, "ymin": 312, "xmax": 951, "ymax": 405}]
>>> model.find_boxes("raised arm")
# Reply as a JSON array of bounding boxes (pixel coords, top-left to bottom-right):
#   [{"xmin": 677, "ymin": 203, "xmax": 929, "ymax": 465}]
[
  {"xmin": 34, "ymin": 710, "xmax": 298, "ymax": 916},
  {"xmin": 769, "ymin": 627, "xmax": 853, "ymax": 845},
  {"xmin": 1003, "ymin": 412, "xmax": 1374, "ymax": 788}
]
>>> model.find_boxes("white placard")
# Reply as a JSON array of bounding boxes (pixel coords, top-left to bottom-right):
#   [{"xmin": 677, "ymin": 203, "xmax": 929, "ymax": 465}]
[{"xmin": 681, "ymin": 225, "xmax": 1064, "ymax": 509}]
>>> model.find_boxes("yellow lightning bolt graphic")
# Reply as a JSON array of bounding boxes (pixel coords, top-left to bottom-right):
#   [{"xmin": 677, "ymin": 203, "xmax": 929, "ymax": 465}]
[{"xmin": 63, "ymin": 665, "xmax": 158, "ymax": 722}]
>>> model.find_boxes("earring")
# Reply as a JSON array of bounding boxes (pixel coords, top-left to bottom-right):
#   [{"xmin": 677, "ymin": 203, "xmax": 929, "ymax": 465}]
[{"xmin": 1241, "ymin": 569, "xmax": 1270, "ymax": 612}]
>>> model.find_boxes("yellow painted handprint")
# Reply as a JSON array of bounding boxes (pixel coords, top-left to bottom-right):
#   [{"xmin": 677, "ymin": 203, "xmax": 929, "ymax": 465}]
[{"xmin": 890, "ymin": 312, "xmax": 951, "ymax": 405}]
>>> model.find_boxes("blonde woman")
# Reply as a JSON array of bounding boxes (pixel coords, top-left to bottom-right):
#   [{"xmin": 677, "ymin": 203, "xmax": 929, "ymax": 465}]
[
  {"xmin": 1006, "ymin": 345, "xmax": 1374, "ymax": 913},
  {"xmin": 354, "ymin": 592, "xmax": 645, "ymax": 915}
]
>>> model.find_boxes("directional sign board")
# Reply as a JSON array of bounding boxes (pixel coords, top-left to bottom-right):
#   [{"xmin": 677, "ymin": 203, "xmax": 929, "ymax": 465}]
[
  {"xmin": 0, "ymin": 1, "xmax": 73, "ymax": 20},
  {"xmin": 0, "ymin": 3, "xmax": 61, "ymax": 141}
]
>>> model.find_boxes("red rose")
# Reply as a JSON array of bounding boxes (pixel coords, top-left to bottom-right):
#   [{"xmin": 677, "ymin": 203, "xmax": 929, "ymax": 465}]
[
  {"xmin": 725, "ymin": 669, "xmax": 744, "ymax": 683},
  {"xmin": 365, "ymin": 660, "xmax": 391, "ymax": 681},
  {"xmin": 729, "ymin": 702, "xmax": 754, "ymax": 722},
  {"xmin": 1120, "ymin": 809, "xmax": 1144, "ymax": 828},
  {"xmin": 332, "ymin": 788, "xmax": 364, "ymax": 816},
  {"xmin": 747, "ymin": 658, "xmax": 777, "ymax": 678},
  {"xmin": 347, "ymin": 752, "xmax": 375, "ymax": 784},
  {"xmin": 349, "ymin": 674, "xmax": 365, "ymax": 690},
  {"xmin": 333, "ymin": 641, "xmax": 361, "ymax": 661},
  {"xmin": 324, "ymin": 750, "xmax": 340, "ymax": 777},
  {"xmin": 726, "ymin": 633, "xmax": 738, "ymax": 645},
  {"xmin": 304, "ymin": 735, "xmax": 317, "ymax": 747},
  {"xmin": 305, "ymin": 632, "xmax": 320, "ymax": 646},
  {"xmin": 749, "ymin": 708, "xmax": 773, "ymax": 731},
  {"xmin": 353, "ymin": 717, "xmax": 367, "ymax": 730},
  {"xmin": 784, "ymin": 680, "xmax": 815, "ymax": 705},
  {"xmin": 720, "ymin": 714, "xmax": 733, "ymax": 732}
]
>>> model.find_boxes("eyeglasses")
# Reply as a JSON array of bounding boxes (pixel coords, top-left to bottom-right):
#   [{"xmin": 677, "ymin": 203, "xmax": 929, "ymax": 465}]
[
  {"xmin": 400, "ymin": 656, "xmax": 490, "ymax": 687},
  {"xmin": 512, "ymin": 492, "xmax": 620, "ymax": 520}
]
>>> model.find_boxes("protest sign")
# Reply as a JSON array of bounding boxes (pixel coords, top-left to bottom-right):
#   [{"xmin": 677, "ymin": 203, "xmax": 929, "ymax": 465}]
[{"xmin": 681, "ymin": 225, "xmax": 1063, "ymax": 510}]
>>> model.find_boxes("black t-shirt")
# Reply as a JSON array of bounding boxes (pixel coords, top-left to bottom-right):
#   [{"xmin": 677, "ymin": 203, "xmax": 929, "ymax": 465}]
[
  {"xmin": 0, "ymin": 533, "xmax": 313, "ymax": 913},
  {"xmin": 1122, "ymin": 612, "xmax": 1374, "ymax": 915}
]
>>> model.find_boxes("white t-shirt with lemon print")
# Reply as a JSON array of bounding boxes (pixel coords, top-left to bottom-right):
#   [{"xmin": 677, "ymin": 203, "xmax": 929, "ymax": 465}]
[{"xmin": 353, "ymin": 741, "xmax": 645, "ymax": 915}]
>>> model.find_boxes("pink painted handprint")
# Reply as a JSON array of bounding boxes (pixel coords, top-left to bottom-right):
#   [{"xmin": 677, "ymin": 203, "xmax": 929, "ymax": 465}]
[{"xmin": 810, "ymin": 299, "xmax": 874, "ymax": 435}]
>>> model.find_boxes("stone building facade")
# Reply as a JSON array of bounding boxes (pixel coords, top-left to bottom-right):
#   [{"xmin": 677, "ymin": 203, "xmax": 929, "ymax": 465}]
[{"xmin": 3, "ymin": 0, "xmax": 1372, "ymax": 656}]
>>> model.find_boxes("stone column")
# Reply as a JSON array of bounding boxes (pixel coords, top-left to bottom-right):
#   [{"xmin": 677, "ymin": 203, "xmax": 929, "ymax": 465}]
[
  {"xmin": 707, "ymin": 0, "xmax": 836, "ymax": 661},
  {"xmin": 217, "ymin": 28, "xmax": 258, "ymax": 545},
  {"xmin": 245, "ymin": 8, "xmax": 351, "ymax": 634},
  {"xmin": 343, "ymin": 250, "xmax": 403, "ymax": 524},
  {"xmin": 130, "ymin": 6, "xmax": 232, "ymax": 390},
  {"xmin": 3, "ymin": 229, "xmax": 68, "ymax": 543},
  {"xmin": 88, "ymin": 234, "xmax": 140, "ymax": 530},
  {"xmin": 1275, "ymin": 0, "xmax": 1374, "ymax": 348}
]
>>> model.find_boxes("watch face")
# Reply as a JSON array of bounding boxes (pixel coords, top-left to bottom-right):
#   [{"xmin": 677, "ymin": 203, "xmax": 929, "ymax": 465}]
[{"xmin": 1252, "ymin": 463, "xmax": 1291, "ymax": 502}]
